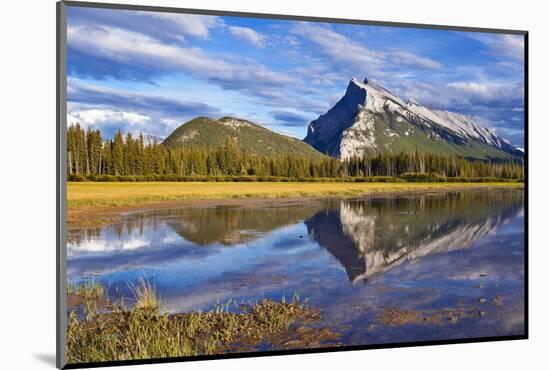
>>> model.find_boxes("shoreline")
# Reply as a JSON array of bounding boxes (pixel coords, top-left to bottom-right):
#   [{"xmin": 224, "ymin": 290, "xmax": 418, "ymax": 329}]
[
  {"xmin": 67, "ymin": 181, "xmax": 523, "ymax": 228},
  {"xmin": 66, "ymin": 279, "xmax": 338, "ymax": 363}
]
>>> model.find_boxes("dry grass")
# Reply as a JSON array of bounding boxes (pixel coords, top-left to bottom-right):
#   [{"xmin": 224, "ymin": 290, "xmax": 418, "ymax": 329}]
[
  {"xmin": 66, "ymin": 282, "xmax": 335, "ymax": 364},
  {"xmin": 67, "ymin": 278, "xmax": 105, "ymax": 300},
  {"xmin": 67, "ymin": 181, "xmax": 523, "ymax": 209},
  {"xmin": 128, "ymin": 278, "xmax": 159, "ymax": 311}
]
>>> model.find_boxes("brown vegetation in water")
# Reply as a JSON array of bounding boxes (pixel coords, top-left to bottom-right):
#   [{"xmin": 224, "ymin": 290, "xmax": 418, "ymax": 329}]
[
  {"xmin": 66, "ymin": 280, "xmax": 339, "ymax": 364},
  {"xmin": 378, "ymin": 306, "xmax": 484, "ymax": 326}
]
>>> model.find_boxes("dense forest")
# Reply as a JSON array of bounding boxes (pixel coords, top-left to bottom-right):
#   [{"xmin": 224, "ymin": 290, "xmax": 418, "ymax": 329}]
[{"xmin": 67, "ymin": 124, "xmax": 524, "ymax": 181}]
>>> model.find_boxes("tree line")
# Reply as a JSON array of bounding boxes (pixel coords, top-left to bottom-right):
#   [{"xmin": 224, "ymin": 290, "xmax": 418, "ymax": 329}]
[{"xmin": 67, "ymin": 124, "xmax": 524, "ymax": 180}]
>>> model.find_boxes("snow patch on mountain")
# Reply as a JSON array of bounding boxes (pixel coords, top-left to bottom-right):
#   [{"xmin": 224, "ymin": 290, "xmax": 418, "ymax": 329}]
[{"xmin": 351, "ymin": 78, "xmax": 407, "ymax": 114}]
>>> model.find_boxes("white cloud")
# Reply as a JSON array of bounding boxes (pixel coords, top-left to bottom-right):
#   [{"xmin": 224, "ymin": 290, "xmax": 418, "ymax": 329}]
[
  {"xmin": 292, "ymin": 23, "xmax": 383, "ymax": 71},
  {"xmin": 447, "ymin": 81, "xmax": 493, "ymax": 95},
  {"xmin": 390, "ymin": 77, "xmax": 523, "ymax": 110},
  {"xmin": 68, "ymin": 25, "xmax": 295, "ymax": 90},
  {"xmin": 465, "ymin": 33, "xmax": 524, "ymax": 61},
  {"xmin": 291, "ymin": 23, "xmax": 442, "ymax": 74},
  {"xmin": 447, "ymin": 81, "xmax": 523, "ymax": 102},
  {"xmin": 390, "ymin": 50, "xmax": 442, "ymax": 70},
  {"xmin": 495, "ymin": 35, "xmax": 524, "ymax": 60},
  {"xmin": 228, "ymin": 26, "xmax": 266, "ymax": 48},
  {"xmin": 148, "ymin": 13, "xmax": 222, "ymax": 39},
  {"xmin": 67, "ymin": 109, "xmax": 151, "ymax": 128},
  {"xmin": 160, "ymin": 118, "xmax": 188, "ymax": 132},
  {"xmin": 66, "ymin": 80, "xmax": 226, "ymax": 137}
]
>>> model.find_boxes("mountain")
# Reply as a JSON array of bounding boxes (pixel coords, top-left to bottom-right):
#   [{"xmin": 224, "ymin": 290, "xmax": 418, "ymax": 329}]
[
  {"xmin": 304, "ymin": 77, "xmax": 523, "ymax": 160},
  {"xmin": 166, "ymin": 205, "xmax": 320, "ymax": 245},
  {"xmin": 305, "ymin": 191, "xmax": 523, "ymax": 283},
  {"xmin": 163, "ymin": 116, "xmax": 324, "ymax": 159}
]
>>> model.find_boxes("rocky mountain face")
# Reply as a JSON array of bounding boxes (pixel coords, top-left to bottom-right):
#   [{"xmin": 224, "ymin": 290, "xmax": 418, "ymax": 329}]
[
  {"xmin": 304, "ymin": 77, "xmax": 523, "ymax": 160},
  {"xmin": 163, "ymin": 116, "xmax": 324, "ymax": 159}
]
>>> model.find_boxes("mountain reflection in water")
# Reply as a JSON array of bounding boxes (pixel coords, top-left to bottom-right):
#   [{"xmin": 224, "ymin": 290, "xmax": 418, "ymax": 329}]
[
  {"xmin": 67, "ymin": 188, "xmax": 525, "ymax": 344},
  {"xmin": 306, "ymin": 191, "xmax": 523, "ymax": 283},
  {"xmin": 68, "ymin": 190, "xmax": 523, "ymax": 285}
]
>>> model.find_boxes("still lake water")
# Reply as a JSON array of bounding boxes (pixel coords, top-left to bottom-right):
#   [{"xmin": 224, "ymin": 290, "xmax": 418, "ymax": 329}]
[{"xmin": 68, "ymin": 188, "xmax": 525, "ymax": 346}]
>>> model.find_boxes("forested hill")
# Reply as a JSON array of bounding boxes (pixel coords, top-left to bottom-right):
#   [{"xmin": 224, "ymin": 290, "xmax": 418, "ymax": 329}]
[
  {"xmin": 163, "ymin": 116, "xmax": 324, "ymax": 159},
  {"xmin": 66, "ymin": 123, "xmax": 524, "ymax": 180}
]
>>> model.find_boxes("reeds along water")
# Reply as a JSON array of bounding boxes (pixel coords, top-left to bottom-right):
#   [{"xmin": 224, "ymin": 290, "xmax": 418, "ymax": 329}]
[{"xmin": 66, "ymin": 278, "xmax": 328, "ymax": 364}]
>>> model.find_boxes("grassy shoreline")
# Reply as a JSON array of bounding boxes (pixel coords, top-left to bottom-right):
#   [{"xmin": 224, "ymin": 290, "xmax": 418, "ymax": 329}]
[
  {"xmin": 67, "ymin": 181, "xmax": 524, "ymax": 210},
  {"xmin": 67, "ymin": 279, "xmax": 337, "ymax": 363}
]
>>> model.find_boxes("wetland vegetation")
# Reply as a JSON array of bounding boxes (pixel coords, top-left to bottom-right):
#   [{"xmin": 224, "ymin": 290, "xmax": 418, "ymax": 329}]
[{"xmin": 67, "ymin": 279, "xmax": 337, "ymax": 363}]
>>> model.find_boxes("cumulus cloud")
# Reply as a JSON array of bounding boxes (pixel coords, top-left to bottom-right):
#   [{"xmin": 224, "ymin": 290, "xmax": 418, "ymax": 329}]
[
  {"xmin": 464, "ymin": 33, "xmax": 524, "ymax": 61},
  {"xmin": 67, "ymin": 109, "xmax": 155, "ymax": 138},
  {"xmin": 499, "ymin": 35, "xmax": 525, "ymax": 59},
  {"xmin": 446, "ymin": 80, "xmax": 524, "ymax": 106},
  {"xmin": 485, "ymin": 34, "xmax": 524, "ymax": 62},
  {"xmin": 291, "ymin": 23, "xmax": 383, "ymax": 72},
  {"xmin": 388, "ymin": 77, "xmax": 525, "ymax": 140},
  {"xmin": 68, "ymin": 109, "xmax": 151, "ymax": 127},
  {"xmin": 291, "ymin": 22, "xmax": 442, "ymax": 74},
  {"xmin": 149, "ymin": 12, "xmax": 222, "ymax": 39},
  {"xmin": 66, "ymin": 8, "xmax": 524, "ymax": 139},
  {"xmin": 68, "ymin": 24, "xmax": 295, "ymax": 94},
  {"xmin": 391, "ymin": 77, "xmax": 523, "ymax": 111},
  {"xmin": 67, "ymin": 81, "xmax": 222, "ymax": 137},
  {"xmin": 228, "ymin": 26, "xmax": 266, "ymax": 47},
  {"xmin": 68, "ymin": 7, "xmax": 222, "ymax": 43}
]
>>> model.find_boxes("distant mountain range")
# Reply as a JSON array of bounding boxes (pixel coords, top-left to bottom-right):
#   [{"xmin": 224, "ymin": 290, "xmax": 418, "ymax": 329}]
[{"xmin": 162, "ymin": 77, "xmax": 523, "ymax": 161}]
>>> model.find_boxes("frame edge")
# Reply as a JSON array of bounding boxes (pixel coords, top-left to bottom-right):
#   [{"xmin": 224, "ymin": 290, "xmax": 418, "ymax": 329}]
[
  {"xmin": 62, "ymin": 0, "xmax": 527, "ymax": 35},
  {"xmin": 57, "ymin": 1, "xmax": 68, "ymax": 368},
  {"xmin": 55, "ymin": 2, "xmax": 529, "ymax": 368}
]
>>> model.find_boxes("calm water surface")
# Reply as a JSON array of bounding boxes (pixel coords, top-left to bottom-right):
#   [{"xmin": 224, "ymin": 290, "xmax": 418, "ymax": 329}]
[{"xmin": 68, "ymin": 188, "xmax": 525, "ymax": 345}]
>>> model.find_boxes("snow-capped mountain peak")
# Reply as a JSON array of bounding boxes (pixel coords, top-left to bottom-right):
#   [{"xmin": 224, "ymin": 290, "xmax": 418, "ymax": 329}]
[
  {"xmin": 350, "ymin": 77, "xmax": 407, "ymax": 113},
  {"xmin": 304, "ymin": 77, "xmax": 522, "ymax": 159}
]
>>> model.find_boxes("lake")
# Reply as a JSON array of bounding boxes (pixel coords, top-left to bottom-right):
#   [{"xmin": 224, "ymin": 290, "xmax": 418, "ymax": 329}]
[{"xmin": 67, "ymin": 188, "xmax": 525, "ymax": 347}]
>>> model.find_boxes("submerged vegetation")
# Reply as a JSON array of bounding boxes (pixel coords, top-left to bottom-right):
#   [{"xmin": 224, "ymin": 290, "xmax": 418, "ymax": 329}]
[
  {"xmin": 67, "ymin": 124, "xmax": 524, "ymax": 181},
  {"xmin": 66, "ymin": 279, "xmax": 336, "ymax": 364}
]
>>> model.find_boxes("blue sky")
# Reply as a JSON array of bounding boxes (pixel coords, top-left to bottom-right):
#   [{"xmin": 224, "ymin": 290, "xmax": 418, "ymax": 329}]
[{"xmin": 66, "ymin": 6, "xmax": 525, "ymax": 145}]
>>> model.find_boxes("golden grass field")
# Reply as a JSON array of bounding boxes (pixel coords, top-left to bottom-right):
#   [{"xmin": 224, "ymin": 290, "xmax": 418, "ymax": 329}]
[{"xmin": 67, "ymin": 181, "xmax": 523, "ymax": 209}]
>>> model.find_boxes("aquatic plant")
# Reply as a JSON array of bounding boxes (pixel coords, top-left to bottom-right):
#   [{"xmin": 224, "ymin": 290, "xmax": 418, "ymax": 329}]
[
  {"xmin": 67, "ymin": 277, "xmax": 105, "ymax": 299},
  {"xmin": 66, "ymin": 281, "xmax": 332, "ymax": 364}
]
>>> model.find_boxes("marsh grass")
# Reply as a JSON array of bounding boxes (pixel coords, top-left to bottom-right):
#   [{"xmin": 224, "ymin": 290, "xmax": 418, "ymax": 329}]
[
  {"xmin": 128, "ymin": 278, "xmax": 159, "ymax": 311},
  {"xmin": 67, "ymin": 278, "xmax": 110, "ymax": 321},
  {"xmin": 67, "ymin": 282, "xmax": 327, "ymax": 364},
  {"xmin": 67, "ymin": 277, "xmax": 104, "ymax": 299},
  {"xmin": 67, "ymin": 181, "xmax": 524, "ymax": 209}
]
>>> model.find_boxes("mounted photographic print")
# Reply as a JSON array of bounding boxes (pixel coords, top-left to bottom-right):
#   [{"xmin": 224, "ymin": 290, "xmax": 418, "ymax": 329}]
[{"xmin": 56, "ymin": 1, "xmax": 528, "ymax": 368}]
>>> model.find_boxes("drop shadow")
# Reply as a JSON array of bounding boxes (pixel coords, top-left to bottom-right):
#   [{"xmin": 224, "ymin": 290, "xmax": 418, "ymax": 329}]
[{"xmin": 34, "ymin": 353, "xmax": 56, "ymax": 367}]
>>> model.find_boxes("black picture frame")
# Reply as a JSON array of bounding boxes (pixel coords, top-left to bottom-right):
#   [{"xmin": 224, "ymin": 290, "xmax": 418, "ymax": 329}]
[{"xmin": 56, "ymin": 1, "xmax": 529, "ymax": 368}]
